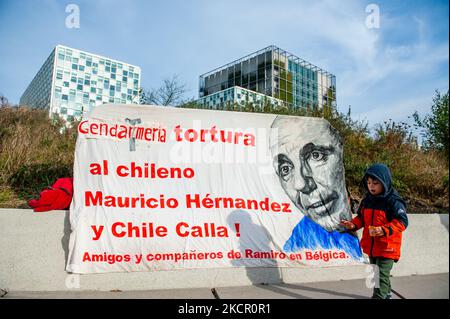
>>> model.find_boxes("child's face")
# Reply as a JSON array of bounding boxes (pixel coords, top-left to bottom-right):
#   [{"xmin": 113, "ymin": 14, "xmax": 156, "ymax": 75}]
[{"xmin": 367, "ymin": 176, "xmax": 384, "ymax": 196}]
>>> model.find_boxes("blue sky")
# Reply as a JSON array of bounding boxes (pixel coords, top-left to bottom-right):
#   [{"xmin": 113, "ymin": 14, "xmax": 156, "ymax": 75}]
[{"xmin": 0, "ymin": 0, "xmax": 448, "ymax": 129}]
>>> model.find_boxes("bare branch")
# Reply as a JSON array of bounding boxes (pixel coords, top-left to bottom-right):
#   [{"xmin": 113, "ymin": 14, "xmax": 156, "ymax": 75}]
[{"xmin": 140, "ymin": 75, "xmax": 187, "ymax": 106}]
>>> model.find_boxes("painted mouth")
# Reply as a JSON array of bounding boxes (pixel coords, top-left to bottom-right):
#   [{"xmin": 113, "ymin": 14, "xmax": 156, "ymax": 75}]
[
  {"xmin": 301, "ymin": 192, "xmax": 339, "ymax": 216},
  {"xmin": 308, "ymin": 198, "xmax": 333, "ymax": 209}
]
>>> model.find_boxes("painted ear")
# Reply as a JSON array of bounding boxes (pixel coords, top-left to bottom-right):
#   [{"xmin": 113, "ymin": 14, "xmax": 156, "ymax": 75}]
[{"xmin": 273, "ymin": 156, "xmax": 280, "ymax": 176}]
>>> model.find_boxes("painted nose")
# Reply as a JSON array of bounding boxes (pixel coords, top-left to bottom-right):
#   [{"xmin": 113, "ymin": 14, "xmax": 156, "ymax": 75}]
[{"xmin": 293, "ymin": 166, "xmax": 317, "ymax": 195}]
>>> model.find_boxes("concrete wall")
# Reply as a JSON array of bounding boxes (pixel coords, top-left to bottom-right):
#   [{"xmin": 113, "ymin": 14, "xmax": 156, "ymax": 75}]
[{"xmin": 0, "ymin": 209, "xmax": 448, "ymax": 291}]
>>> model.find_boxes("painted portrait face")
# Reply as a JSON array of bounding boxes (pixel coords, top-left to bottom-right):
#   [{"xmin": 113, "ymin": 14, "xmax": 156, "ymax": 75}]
[{"xmin": 270, "ymin": 116, "xmax": 350, "ymax": 232}]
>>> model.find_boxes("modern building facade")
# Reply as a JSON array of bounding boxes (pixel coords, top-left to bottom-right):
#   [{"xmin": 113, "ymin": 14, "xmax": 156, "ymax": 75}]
[
  {"xmin": 20, "ymin": 45, "xmax": 141, "ymax": 122},
  {"xmin": 197, "ymin": 45, "xmax": 336, "ymax": 111},
  {"xmin": 196, "ymin": 86, "xmax": 285, "ymax": 110}
]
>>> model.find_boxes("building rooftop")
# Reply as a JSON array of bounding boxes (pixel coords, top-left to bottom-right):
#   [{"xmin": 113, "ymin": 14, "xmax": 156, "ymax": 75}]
[{"xmin": 199, "ymin": 45, "xmax": 334, "ymax": 79}]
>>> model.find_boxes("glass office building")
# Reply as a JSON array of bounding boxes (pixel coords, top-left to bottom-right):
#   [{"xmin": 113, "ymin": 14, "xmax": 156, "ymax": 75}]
[
  {"xmin": 198, "ymin": 45, "xmax": 336, "ymax": 110},
  {"xmin": 20, "ymin": 45, "xmax": 141, "ymax": 122},
  {"xmin": 196, "ymin": 86, "xmax": 284, "ymax": 110}
]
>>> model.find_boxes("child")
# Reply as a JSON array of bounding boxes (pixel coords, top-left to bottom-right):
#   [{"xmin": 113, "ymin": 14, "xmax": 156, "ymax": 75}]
[{"xmin": 341, "ymin": 163, "xmax": 408, "ymax": 299}]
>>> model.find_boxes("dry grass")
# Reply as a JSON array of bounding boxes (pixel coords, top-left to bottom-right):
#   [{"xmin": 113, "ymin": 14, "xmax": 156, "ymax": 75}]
[{"xmin": 0, "ymin": 106, "xmax": 77, "ymax": 205}]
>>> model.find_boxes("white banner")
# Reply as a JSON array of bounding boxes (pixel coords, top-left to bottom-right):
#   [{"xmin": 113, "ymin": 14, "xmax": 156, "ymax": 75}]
[{"xmin": 66, "ymin": 104, "xmax": 364, "ymax": 274}]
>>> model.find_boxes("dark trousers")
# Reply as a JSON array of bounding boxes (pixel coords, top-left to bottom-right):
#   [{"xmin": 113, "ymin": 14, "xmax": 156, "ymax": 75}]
[{"xmin": 369, "ymin": 257, "xmax": 395, "ymax": 299}]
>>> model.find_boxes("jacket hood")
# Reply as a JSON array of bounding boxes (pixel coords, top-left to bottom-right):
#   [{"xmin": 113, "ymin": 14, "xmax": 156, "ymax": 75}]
[
  {"xmin": 362, "ymin": 163, "xmax": 407, "ymax": 218},
  {"xmin": 363, "ymin": 163, "xmax": 393, "ymax": 198}
]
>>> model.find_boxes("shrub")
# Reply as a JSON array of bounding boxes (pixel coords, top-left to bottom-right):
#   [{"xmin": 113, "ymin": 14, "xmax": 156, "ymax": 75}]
[{"xmin": 0, "ymin": 106, "xmax": 77, "ymax": 206}]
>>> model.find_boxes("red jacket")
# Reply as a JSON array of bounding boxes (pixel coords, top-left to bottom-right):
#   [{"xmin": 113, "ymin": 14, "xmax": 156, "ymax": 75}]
[
  {"xmin": 28, "ymin": 178, "xmax": 73, "ymax": 212},
  {"xmin": 352, "ymin": 205, "xmax": 406, "ymax": 260}
]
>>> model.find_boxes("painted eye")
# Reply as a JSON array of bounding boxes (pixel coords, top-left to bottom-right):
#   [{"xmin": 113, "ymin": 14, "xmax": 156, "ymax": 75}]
[
  {"xmin": 279, "ymin": 163, "xmax": 293, "ymax": 178},
  {"xmin": 310, "ymin": 150, "xmax": 325, "ymax": 161}
]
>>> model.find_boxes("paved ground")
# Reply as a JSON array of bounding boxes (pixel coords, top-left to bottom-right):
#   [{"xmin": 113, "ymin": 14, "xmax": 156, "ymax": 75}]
[{"xmin": 1, "ymin": 273, "xmax": 448, "ymax": 299}]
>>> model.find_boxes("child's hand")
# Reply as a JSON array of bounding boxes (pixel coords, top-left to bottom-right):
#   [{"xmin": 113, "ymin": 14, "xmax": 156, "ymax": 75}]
[
  {"xmin": 369, "ymin": 226, "xmax": 385, "ymax": 237},
  {"xmin": 340, "ymin": 220, "xmax": 356, "ymax": 230}
]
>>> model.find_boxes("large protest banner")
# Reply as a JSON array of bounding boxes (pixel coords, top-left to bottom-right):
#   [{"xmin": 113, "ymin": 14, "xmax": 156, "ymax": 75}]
[{"xmin": 66, "ymin": 104, "xmax": 364, "ymax": 274}]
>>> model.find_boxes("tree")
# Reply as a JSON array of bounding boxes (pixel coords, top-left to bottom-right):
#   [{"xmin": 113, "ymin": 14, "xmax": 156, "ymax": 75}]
[
  {"xmin": 140, "ymin": 75, "xmax": 187, "ymax": 106},
  {"xmin": 413, "ymin": 90, "xmax": 449, "ymax": 159}
]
